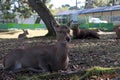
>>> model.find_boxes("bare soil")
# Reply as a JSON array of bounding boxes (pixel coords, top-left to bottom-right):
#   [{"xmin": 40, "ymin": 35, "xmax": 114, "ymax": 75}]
[{"xmin": 0, "ymin": 30, "xmax": 120, "ymax": 80}]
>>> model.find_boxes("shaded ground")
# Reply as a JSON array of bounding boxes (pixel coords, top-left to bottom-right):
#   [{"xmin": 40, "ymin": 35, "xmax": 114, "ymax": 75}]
[{"xmin": 0, "ymin": 30, "xmax": 120, "ymax": 80}]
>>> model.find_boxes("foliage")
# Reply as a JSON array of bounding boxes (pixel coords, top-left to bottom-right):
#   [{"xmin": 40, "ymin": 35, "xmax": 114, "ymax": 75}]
[
  {"xmin": 0, "ymin": 0, "xmax": 82, "ymax": 20},
  {"xmin": 92, "ymin": 0, "xmax": 109, "ymax": 7},
  {"xmin": 50, "ymin": 4, "xmax": 81, "ymax": 15},
  {"xmin": 51, "ymin": 6, "xmax": 69, "ymax": 15},
  {"xmin": 0, "ymin": 0, "xmax": 33, "ymax": 19},
  {"xmin": 85, "ymin": 0, "xmax": 120, "ymax": 8},
  {"xmin": 0, "ymin": 0, "xmax": 15, "ymax": 19},
  {"xmin": 0, "ymin": 0, "xmax": 52, "ymax": 19},
  {"xmin": 2, "ymin": 11, "xmax": 16, "ymax": 19}
]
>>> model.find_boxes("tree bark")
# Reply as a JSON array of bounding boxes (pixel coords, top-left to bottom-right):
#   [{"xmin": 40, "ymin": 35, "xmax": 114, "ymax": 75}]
[
  {"xmin": 28, "ymin": 0, "xmax": 57, "ymax": 36},
  {"xmin": 35, "ymin": 16, "xmax": 41, "ymax": 23}
]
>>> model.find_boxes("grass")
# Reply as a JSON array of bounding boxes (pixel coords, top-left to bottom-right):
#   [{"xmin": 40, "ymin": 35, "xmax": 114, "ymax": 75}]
[
  {"xmin": 79, "ymin": 66, "xmax": 117, "ymax": 79},
  {"xmin": 16, "ymin": 66, "xmax": 119, "ymax": 80}
]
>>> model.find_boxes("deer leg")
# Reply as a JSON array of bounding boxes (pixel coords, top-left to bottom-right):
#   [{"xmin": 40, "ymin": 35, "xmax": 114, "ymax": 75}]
[
  {"xmin": 27, "ymin": 68, "xmax": 46, "ymax": 73},
  {"xmin": 8, "ymin": 68, "xmax": 26, "ymax": 73},
  {"xmin": 8, "ymin": 67, "xmax": 46, "ymax": 73}
]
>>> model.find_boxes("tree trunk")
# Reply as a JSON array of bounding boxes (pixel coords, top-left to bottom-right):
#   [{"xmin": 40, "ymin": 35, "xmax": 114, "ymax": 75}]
[
  {"xmin": 85, "ymin": 0, "xmax": 93, "ymax": 9},
  {"xmin": 35, "ymin": 16, "xmax": 41, "ymax": 23},
  {"xmin": 28, "ymin": 0, "xmax": 57, "ymax": 36}
]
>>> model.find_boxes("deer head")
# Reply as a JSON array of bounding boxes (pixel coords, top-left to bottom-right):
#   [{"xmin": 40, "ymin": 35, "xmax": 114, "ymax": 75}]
[
  {"xmin": 22, "ymin": 29, "xmax": 29, "ymax": 35},
  {"xmin": 52, "ymin": 20, "xmax": 73, "ymax": 42},
  {"xmin": 18, "ymin": 29, "xmax": 29, "ymax": 39}
]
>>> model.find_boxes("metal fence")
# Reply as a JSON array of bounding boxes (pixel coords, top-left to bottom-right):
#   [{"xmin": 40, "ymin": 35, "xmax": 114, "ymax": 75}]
[{"xmin": 0, "ymin": 23, "xmax": 46, "ymax": 30}]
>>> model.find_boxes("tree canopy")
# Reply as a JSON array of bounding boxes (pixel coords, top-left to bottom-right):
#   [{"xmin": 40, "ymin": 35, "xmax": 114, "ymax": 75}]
[{"xmin": 85, "ymin": 0, "xmax": 120, "ymax": 8}]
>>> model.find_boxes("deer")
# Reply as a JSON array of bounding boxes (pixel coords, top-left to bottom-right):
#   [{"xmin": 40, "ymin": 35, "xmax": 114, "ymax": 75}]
[
  {"xmin": 114, "ymin": 26, "xmax": 120, "ymax": 39},
  {"xmin": 18, "ymin": 29, "xmax": 29, "ymax": 39},
  {"xmin": 3, "ymin": 21, "xmax": 72, "ymax": 73},
  {"xmin": 72, "ymin": 24, "xmax": 100, "ymax": 39}
]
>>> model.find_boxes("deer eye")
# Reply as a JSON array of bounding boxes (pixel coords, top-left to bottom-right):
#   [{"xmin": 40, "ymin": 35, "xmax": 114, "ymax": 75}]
[{"xmin": 67, "ymin": 30, "xmax": 70, "ymax": 33}]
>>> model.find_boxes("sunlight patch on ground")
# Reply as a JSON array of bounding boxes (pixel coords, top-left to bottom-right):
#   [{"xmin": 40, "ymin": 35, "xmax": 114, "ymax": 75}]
[
  {"xmin": 0, "ymin": 30, "xmax": 48, "ymax": 39},
  {"xmin": 0, "ymin": 29, "xmax": 115, "ymax": 39},
  {"xmin": 98, "ymin": 31, "xmax": 115, "ymax": 35}
]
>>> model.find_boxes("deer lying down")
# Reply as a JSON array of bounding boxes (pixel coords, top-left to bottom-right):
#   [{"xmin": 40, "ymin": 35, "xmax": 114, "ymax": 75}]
[
  {"xmin": 72, "ymin": 24, "xmax": 99, "ymax": 39},
  {"xmin": 18, "ymin": 29, "xmax": 29, "ymax": 39},
  {"xmin": 114, "ymin": 26, "xmax": 120, "ymax": 39},
  {"xmin": 3, "ymin": 21, "xmax": 72, "ymax": 73}
]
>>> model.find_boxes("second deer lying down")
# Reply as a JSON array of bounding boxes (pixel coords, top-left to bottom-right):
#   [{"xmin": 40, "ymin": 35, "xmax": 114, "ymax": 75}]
[
  {"xmin": 114, "ymin": 26, "xmax": 120, "ymax": 39},
  {"xmin": 18, "ymin": 29, "xmax": 29, "ymax": 39},
  {"xmin": 3, "ymin": 21, "xmax": 72, "ymax": 73},
  {"xmin": 72, "ymin": 24, "xmax": 100, "ymax": 39}
]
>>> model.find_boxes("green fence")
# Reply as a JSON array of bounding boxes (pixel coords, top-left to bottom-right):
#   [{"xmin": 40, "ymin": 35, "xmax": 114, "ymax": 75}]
[
  {"xmin": 0, "ymin": 23, "xmax": 46, "ymax": 29},
  {"xmin": 0, "ymin": 23, "xmax": 114, "ymax": 31},
  {"xmin": 80, "ymin": 23, "xmax": 114, "ymax": 31}
]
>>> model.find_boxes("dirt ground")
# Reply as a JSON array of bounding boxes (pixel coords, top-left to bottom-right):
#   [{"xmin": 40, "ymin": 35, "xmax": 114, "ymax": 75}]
[
  {"xmin": 0, "ymin": 29, "xmax": 48, "ymax": 38},
  {"xmin": 0, "ymin": 30, "xmax": 120, "ymax": 79}
]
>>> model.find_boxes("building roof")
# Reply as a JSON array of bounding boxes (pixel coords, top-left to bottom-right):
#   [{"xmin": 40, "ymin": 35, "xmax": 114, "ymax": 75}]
[
  {"xmin": 82, "ymin": 5, "xmax": 120, "ymax": 14},
  {"xmin": 56, "ymin": 5, "xmax": 120, "ymax": 15},
  {"xmin": 56, "ymin": 10, "xmax": 82, "ymax": 15}
]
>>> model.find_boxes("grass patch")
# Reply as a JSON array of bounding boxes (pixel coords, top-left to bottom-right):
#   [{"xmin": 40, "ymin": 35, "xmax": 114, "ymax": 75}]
[
  {"xmin": 79, "ymin": 66, "xmax": 117, "ymax": 79},
  {"xmin": 16, "ymin": 66, "xmax": 118, "ymax": 80}
]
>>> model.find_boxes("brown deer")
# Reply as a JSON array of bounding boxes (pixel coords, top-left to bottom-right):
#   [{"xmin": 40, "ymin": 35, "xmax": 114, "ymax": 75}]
[
  {"xmin": 18, "ymin": 29, "xmax": 29, "ymax": 39},
  {"xmin": 72, "ymin": 24, "xmax": 99, "ymax": 39},
  {"xmin": 3, "ymin": 21, "xmax": 72, "ymax": 73},
  {"xmin": 114, "ymin": 26, "xmax": 120, "ymax": 39}
]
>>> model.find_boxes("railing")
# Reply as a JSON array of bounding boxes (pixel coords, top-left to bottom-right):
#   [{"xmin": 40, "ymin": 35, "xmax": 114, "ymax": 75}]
[
  {"xmin": 79, "ymin": 23, "xmax": 114, "ymax": 31},
  {"xmin": 0, "ymin": 23, "xmax": 114, "ymax": 31},
  {"xmin": 0, "ymin": 23, "xmax": 46, "ymax": 29}
]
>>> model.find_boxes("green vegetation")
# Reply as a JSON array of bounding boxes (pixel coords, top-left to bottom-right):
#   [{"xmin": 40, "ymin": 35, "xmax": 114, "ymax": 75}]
[
  {"xmin": 79, "ymin": 66, "xmax": 117, "ymax": 79},
  {"xmin": 16, "ymin": 66, "xmax": 118, "ymax": 80}
]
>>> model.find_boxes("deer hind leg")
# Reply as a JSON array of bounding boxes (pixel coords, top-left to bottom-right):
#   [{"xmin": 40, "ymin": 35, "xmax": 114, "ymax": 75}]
[
  {"xmin": 38, "ymin": 62, "xmax": 53, "ymax": 72},
  {"xmin": 8, "ymin": 67, "xmax": 47, "ymax": 73},
  {"xmin": 9, "ymin": 62, "xmax": 49, "ymax": 73},
  {"xmin": 26, "ymin": 67, "xmax": 47, "ymax": 73},
  {"xmin": 6, "ymin": 61, "xmax": 23, "ymax": 73}
]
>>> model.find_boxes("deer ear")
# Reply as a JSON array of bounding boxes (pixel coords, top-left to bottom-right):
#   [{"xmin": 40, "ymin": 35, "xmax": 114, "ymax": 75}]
[
  {"xmin": 55, "ymin": 24, "xmax": 60, "ymax": 28},
  {"xmin": 22, "ymin": 29, "xmax": 25, "ymax": 32},
  {"xmin": 67, "ymin": 20, "xmax": 73, "ymax": 27},
  {"xmin": 51, "ymin": 21, "xmax": 60, "ymax": 30}
]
